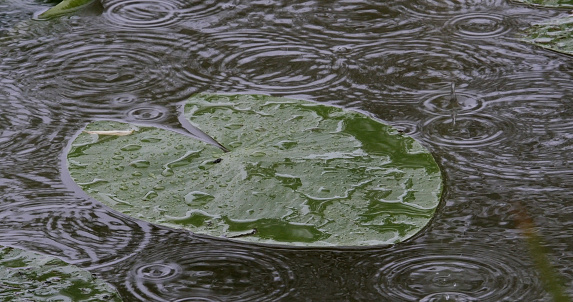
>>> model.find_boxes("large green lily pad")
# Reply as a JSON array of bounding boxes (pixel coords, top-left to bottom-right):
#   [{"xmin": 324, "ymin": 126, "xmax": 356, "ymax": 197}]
[
  {"xmin": 0, "ymin": 246, "xmax": 122, "ymax": 301},
  {"xmin": 67, "ymin": 94, "xmax": 442, "ymax": 246}
]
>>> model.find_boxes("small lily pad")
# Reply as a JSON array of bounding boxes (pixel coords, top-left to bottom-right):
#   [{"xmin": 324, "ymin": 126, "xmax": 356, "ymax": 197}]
[
  {"xmin": 511, "ymin": 0, "xmax": 573, "ymax": 8},
  {"xmin": 516, "ymin": 0, "xmax": 573, "ymax": 56},
  {"xmin": 38, "ymin": 0, "xmax": 97, "ymax": 19},
  {"xmin": 0, "ymin": 246, "xmax": 122, "ymax": 301},
  {"xmin": 522, "ymin": 15, "xmax": 573, "ymax": 56},
  {"xmin": 67, "ymin": 94, "xmax": 443, "ymax": 246}
]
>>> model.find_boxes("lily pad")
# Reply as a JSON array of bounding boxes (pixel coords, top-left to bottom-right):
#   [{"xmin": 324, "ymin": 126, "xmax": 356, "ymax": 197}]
[
  {"xmin": 522, "ymin": 15, "xmax": 573, "ymax": 56},
  {"xmin": 516, "ymin": 0, "xmax": 573, "ymax": 56},
  {"xmin": 0, "ymin": 246, "xmax": 122, "ymax": 301},
  {"xmin": 38, "ymin": 0, "xmax": 97, "ymax": 19},
  {"xmin": 511, "ymin": 0, "xmax": 573, "ymax": 8},
  {"xmin": 67, "ymin": 94, "xmax": 443, "ymax": 246}
]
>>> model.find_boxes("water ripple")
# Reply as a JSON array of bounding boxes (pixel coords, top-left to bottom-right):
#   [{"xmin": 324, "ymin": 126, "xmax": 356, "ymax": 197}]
[
  {"xmin": 420, "ymin": 114, "xmax": 515, "ymax": 148},
  {"xmin": 119, "ymin": 239, "xmax": 295, "ymax": 302},
  {"xmin": 353, "ymin": 244, "xmax": 548, "ymax": 301},
  {"xmin": 346, "ymin": 38, "xmax": 517, "ymax": 101},
  {"xmin": 16, "ymin": 36, "xmax": 167, "ymax": 99},
  {"xmin": 0, "ymin": 81, "xmax": 32, "ymax": 128},
  {"xmin": 195, "ymin": 30, "xmax": 348, "ymax": 94},
  {"xmin": 0, "ymin": 83, "xmax": 69, "ymax": 167},
  {"xmin": 448, "ymin": 88, "xmax": 573, "ymax": 180},
  {"xmin": 420, "ymin": 89, "xmax": 485, "ymax": 116},
  {"xmin": 0, "ymin": 197, "xmax": 152, "ymax": 269},
  {"xmin": 1, "ymin": 29, "xmax": 213, "ymax": 125},
  {"xmin": 269, "ymin": 1, "xmax": 427, "ymax": 43},
  {"xmin": 103, "ymin": 0, "xmax": 244, "ymax": 31},
  {"xmin": 104, "ymin": 0, "xmax": 185, "ymax": 28},
  {"xmin": 445, "ymin": 13, "xmax": 512, "ymax": 38},
  {"xmin": 3, "ymin": 29, "xmax": 198, "ymax": 103},
  {"xmin": 398, "ymin": 0, "xmax": 508, "ymax": 19},
  {"xmin": 0, "ymin": 1, "xmax": 46, "ymax": 34},
  {"xmin": 126, "ymin": 105, "xmax": 170, "ymax": 123}
]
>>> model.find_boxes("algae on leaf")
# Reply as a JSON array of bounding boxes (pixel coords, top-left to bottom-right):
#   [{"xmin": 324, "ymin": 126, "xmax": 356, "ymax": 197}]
[
  {"xmin": 0, "ymin": 246, "xmax": 122, "ymax": 301},
  {"xmin": 67, "ymin": 94, "xmax": 443, "ymax": 246}
]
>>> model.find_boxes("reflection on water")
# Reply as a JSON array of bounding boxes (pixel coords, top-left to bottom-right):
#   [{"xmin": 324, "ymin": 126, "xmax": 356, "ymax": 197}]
[
  {"xmin": 1, "ymin": 0, "xmax": 572, "ymax": 300},
  {"xmin": 114, "ymin": 234, "xmax": 295, "ymax": 301},
  {"xmin": 0, "ymin": 191, "xmax": 155, "ymax": 269},
  {"xmin": 354, "ymin": 244, "xmax": 548, "ymax": 301}
]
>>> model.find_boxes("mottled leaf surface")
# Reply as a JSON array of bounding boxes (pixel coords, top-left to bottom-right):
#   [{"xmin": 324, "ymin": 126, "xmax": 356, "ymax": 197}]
[{"xmin": 67, "ymin": 94, "xmax": 442, "ymax": 246}]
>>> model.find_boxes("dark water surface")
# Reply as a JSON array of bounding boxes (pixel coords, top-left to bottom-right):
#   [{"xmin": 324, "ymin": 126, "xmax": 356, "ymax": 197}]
[{"xmin": 1, "ymin": 0, "xmax": 572, "ymax": 301}]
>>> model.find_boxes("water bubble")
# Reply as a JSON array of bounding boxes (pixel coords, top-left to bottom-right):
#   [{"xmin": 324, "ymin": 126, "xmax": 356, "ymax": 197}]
[
  {"xmin": 143, "ymin": 191, "xmax": 158, "ymax": 199},
  {"xmin": 141, "ymin": 137, "xmax": 162, "ymax": 143},
  {"xmin": 121, "ymin": 144, "xmax": 143, "ymax": 152},
  {"xmin": 161, "ymin": 168, "xmax": 174, "ymax": 177},
  {"xmin": 130, "ymin": 160, "xmax": 150, "ymax": 168}
]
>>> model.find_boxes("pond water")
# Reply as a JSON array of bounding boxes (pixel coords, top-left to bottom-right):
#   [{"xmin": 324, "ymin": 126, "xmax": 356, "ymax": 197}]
[{"xmin": 1, "ymin": 0, "xmax": 572, "ymax": 301}]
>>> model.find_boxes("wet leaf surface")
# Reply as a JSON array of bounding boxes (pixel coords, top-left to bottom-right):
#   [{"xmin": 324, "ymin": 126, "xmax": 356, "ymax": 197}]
[{"xmin": 66, "ymin": 94, "xmax": 443, "ymax": 247}]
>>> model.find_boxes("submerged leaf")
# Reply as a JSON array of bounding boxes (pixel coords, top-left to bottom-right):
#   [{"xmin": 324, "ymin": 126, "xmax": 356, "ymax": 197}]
[
  {"xmin": 38, "ymin": 0, "xmax": 97, "ymax": 19},
  {"xmin": 0, "ymin": 246, "xmax": 122, "ymax": 301},
  {"xmin": 67, "ymin": 94, "xmax": 443, "ymax": 246}
]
